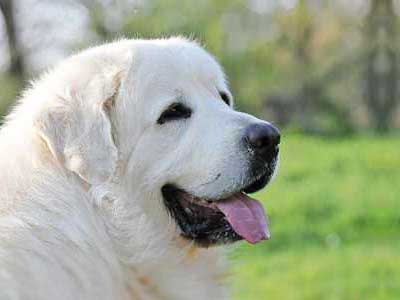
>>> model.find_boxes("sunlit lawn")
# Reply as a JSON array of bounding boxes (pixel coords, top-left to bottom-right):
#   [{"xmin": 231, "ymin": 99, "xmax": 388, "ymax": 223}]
[{"xmin": 231, "ymin": 133, "xmax": 400, "ymax": 300}]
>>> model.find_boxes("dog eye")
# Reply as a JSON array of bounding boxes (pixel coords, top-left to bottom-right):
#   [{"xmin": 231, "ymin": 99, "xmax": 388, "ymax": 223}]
[
  {"xmin": 219, "ymin": 92, "xmax": 230, "ymax": 106},
  {"xmin": 157, "ymin": 103, "xmax": 192, "ymax": 124}
]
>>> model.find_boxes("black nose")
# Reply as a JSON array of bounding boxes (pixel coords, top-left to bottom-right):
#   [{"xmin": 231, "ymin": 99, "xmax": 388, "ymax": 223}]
[{"xmin": 244, "ymin": 123, "xmax": 280, "ymax": 159}]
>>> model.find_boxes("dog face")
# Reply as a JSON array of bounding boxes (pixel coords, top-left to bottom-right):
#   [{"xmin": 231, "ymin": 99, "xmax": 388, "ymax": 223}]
[
  {"xmin": 112, "ymin": 39, "xmax": 280, "ymax": 247},
  {"xmin": 35, "ymin": 38, "xmax": 280, "ymax": 253}
]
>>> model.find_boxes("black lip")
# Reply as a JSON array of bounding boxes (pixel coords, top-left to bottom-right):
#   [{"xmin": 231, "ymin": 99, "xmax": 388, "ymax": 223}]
[
  {"xmin": 162, "ymin": 184, "xmax": 242, "ymax": 247},
  {"xmin": 244, "ymin": 149, "xmax": 278, "ymax": 193},
  {"xmin": 242, "ymin": 172, "xmax": 270, "ymax": 194}
]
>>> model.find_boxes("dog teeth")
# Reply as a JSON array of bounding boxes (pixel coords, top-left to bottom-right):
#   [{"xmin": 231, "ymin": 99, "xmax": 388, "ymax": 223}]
[
  {"xmin": 201, "ymin": 200, "xmax": 212, "ymax": 206},
  {"xmin": 184, "ymin": 207, "xmax": 193, "ymax": 215}
]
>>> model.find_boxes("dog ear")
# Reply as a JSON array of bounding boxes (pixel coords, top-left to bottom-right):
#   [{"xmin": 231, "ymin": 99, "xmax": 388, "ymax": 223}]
[{"xmin": 35, "ymin": 71, "xmax": 122, "ymax": 185}]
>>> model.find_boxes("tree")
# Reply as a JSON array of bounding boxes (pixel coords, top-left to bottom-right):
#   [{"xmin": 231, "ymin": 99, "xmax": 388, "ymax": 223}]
[
  {"xmin": 265, "ymin": 0, "xmax": 355, "ymax": 133},
  {"xmin": 363, "ymin": 0, "xmax": 399, "ymax": 132}
]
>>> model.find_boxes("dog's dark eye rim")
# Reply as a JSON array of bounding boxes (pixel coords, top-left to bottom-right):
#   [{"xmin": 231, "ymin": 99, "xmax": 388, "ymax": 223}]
[
  {"xmin": 157, "ymin": 102, "xmax": 192, "ymax": 124},
  {"xmin": 219, "ymin": 91, "xmax": 230, "ymax": 106}
]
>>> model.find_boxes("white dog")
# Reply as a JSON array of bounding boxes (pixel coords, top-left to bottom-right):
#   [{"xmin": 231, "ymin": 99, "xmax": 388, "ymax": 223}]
[{"xmin": 0, "ymin": 37, "xmax": 280, "ymax": 300}]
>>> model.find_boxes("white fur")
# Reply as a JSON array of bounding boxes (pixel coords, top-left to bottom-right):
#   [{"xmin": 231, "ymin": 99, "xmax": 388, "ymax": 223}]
[{"xmin": 0, "ymin": 37, "xmax": 272, "ymax": 300}]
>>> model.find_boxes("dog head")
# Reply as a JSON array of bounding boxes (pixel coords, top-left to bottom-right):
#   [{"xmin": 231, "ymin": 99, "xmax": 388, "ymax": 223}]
[{"xmin": 35, "ymin": 38, "xmax": 280, "ymax": 257}]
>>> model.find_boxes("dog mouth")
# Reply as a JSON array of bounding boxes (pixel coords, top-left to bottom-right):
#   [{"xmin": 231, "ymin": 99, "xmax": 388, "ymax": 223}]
[{"xmin": 161, "ymin": 172, "xmax": 271, "ymax": 247}]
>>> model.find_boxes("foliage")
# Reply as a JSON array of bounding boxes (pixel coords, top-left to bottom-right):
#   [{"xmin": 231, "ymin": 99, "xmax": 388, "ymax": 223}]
[
  {"xmin": 231, "ymin": 133, "xmax": 400, "ymax": 299},
  {"xmin": 0, "ymin": 75, "xmax": 22, "ymax": 121}
]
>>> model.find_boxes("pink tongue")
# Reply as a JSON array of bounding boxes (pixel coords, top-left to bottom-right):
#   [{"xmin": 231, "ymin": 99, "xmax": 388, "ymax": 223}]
[{"xmin": 216, "ymin": 193, "xmax": 270, "ymax": 244}]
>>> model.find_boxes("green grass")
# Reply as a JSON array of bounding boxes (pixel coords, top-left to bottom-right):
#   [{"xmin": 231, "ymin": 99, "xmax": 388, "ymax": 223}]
[
  {"xmin": 231, "ymin": 133, "xmax": 400, "ymax": 300},
  {"xmin": 0, "ymin": 75, "xmax": 22, "ymax": 120}
]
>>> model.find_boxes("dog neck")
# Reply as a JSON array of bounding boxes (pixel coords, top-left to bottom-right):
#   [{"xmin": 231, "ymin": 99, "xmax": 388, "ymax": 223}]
[{"xmin": 0, "ymin": 124, "xmax": 230, "ymax": 300}]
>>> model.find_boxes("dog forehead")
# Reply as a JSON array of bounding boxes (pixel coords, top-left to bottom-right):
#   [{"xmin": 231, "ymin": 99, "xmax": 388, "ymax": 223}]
[{"xmin": 136, "ymin": 39, "xmax": 226, "ymax": 88}]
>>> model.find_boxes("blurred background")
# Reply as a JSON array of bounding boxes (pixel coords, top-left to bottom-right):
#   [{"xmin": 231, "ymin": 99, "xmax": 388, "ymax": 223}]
[{"xmin": 0, "ymin": 0, "xmax": 399, "ymax": 299}]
